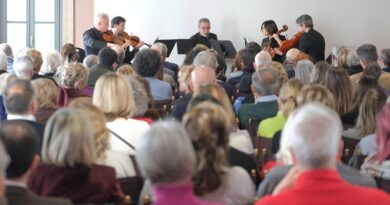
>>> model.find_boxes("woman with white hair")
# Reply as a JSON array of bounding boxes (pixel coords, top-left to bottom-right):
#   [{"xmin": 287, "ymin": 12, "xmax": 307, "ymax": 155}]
[
  {"xmin": 294, "ymin": 59, "xmax": 314, "ymax": 85},
  {"xmin": 137, "ymin": 121, "xmax": 222, "ymax": 205},
  {"xmin": 27, "ymin": 108, "xmax": 124, "ymax": 204}
]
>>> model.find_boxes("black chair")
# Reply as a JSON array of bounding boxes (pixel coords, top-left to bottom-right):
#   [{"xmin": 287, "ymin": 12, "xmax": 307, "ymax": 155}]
[
  {"xmin": 76, "ymin": 47, "xmax": 86, "ymax": 63},
  {"xmin": 375, "ymin": 177, "xmax": 390, "ymax": 194},
  {"xmin": 341, "ymin": 137, "xmax": 360, "ymax": 164},
  {"xmin": 118, "ymin": 156, "xmax": 144, "ymax": 205}
]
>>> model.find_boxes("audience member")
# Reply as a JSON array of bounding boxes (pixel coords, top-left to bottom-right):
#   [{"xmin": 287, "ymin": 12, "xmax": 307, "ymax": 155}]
[
  {"xmin": 1, "ymin": 121, "xmax": 72, "ymax": 205},
  {"xmin": 310, "ymin": 60, "xmax": 330, "ymax": 84},
  {"xmin": 87, "ymin": 47, "xmax": 117, "ymax": 88},
  {"xmin": 13, "ymin": 56, "xmax": 34, "ymax": 80},
  {"xmin": 41, "ymin": 51, "xmax": 61, "ymax": 77},
  {"xmin": 350, "ymin": 44, "xmax": 378, "ymax": 83},
  {"xmin": 256, "ymin": 104, "xmax": 387, "ymax": 204},
  {"xmin": 83, "ymin": 54, "xmax": 98, "ymax": 68},
  {"xmin": 380, "ymin": 48, "xmax": 390, "ymax": 73},
  {"xmin": 31, "ymin": 78, "xmax": 59, "ymax": 124},
  {"xmin": 27, "ymin": 108, "xmax": 124, "ymax": 204},
  {"xmin": 294, "ymin": 59, "xmax": 314, "ymax": 85},
  {"xmin": 0, "ymin": 130, "xmax": 10, "ymax": 204}
]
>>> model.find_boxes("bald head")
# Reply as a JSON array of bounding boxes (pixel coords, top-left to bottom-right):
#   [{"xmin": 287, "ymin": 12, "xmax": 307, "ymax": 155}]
[
  {"xmin": 255, "ymin": 51, "xmax": 272, "ymax": 67},
  {"xmin": 191, "ymin": 65, "xmax": 216, "ymax": 90},
  {"xmin": 286, "ymin": 48, "xmax": 301, "ymax": 64}
]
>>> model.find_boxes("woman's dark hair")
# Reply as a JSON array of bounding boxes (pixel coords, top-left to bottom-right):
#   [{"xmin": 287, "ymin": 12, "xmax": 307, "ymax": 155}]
[{"xmin": 261, "ymin": 20, "xmax": 278, "ymax": 34}]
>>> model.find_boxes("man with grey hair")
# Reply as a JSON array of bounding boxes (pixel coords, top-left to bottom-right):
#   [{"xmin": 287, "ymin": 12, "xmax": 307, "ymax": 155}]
[
  {"xmin": 255, "ymin": 103, "xmax": 390, "ymax": 205},
  {"xmin": 237, "ymin": 68, "xmax": 279, "ymax": 128},
  {"xmin": 3, "ymin": 78, "xmax": 45, "ymax": 151},
  {"xmin": 171, "ymin": 65, "xmax": 216, "ymax": 121},
  {"xmin": 0, "ymin": 43, "xmax": 14, "ymax": 73},
  {"xmin": 350, "ymin": 44, "xmax": 379, "ymax": 84},
  {"xmin": 83, "ymin": 54, "xmax": 98, "ymax": 68},
  {"xmin": 83, "ymin": 12, "xmax": 126, "ymax": 56},
  {"xmin": 190, "ymin": 18, "xmax": 218, "ymax": 48},
  {"xmin": 13, "ymin": 56, "xmax": 34, "ymax": 80},
  {"xmin": 295, "ymin": 14, "xmax": 325, "ymax": 63}
]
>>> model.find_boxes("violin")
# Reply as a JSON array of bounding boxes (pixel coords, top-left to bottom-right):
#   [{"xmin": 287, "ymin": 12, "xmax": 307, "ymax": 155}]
[
  {"xmin": 279, "ymin": 31, "xmax": 304, "ymax": 53},
  {"xmin": 102, "ymin": 30, "xmax": 151, "ymax": 47},
  {"xmin": 263, "ymin": 25, "xmax": 288, "ymax": 58}
]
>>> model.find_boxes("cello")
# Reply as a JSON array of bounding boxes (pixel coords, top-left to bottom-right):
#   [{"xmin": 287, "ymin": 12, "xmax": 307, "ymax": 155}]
[{"xmin": 262, "ymin": 25, "xmax": 288, "ymax": 58}]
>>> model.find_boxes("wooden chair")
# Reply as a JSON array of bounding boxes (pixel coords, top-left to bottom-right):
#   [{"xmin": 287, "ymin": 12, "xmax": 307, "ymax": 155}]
[
  {"xmin": 153, "ymin": 99, "xmax": 172, "ymax": 118},
  {"xmin": 253, "ymin": 136, "xmax": 273, "ymax": 169},
  {"xmin": 246, "ymin": 118, "xmax": 262, "ymax": 147},
  {"xmin": 341, "ymin": 137, "xmax": 360, "ymax": 164}
]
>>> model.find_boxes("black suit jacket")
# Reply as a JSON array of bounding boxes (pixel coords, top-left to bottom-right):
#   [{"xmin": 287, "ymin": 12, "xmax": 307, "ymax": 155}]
[
  {"xmin": 6, "ymin": 185, "xmax": 72, "ymax": 205},
  {"xmin": 3, "ymin": 119, "xmax": 45, "ymax": 152},
  {"xmin": 190, "ymin": 32, "xmax": 218, "ymax": 48},
  {"xmin": 83, "ymin": 27, "xmax": 107, "ymax": 56},
  {"xmin": 298, "ymin": 28, "xmax": 325, "ymax": 63}
]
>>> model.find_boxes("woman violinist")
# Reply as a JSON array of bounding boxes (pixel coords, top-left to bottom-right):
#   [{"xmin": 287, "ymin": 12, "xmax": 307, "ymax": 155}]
[{"xmin": 260, "ymin": 20, "xmax": 287, "ymax": 63}]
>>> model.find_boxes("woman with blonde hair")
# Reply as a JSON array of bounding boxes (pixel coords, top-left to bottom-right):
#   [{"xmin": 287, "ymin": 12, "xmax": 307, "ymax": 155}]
[
  {"xmin": 182, "ymin": 102, "xmax": 255, "ymax": 205},
  {"xmin": 116, "ymin": 63, "xmax": 136, "ymax": 76},
  {"xmin": 28, "ymin": 108, "xmax": 124, "ymax": 204},
  {"xmin": 343, "ymin": 88, "xmax": 387, "ymax": 140},
  {"xmin": 69, "ymin": 100, "xmax": 136, "ymax": 178},
  {"xmin": 178, "ymin": 65, "xmax": 195, "ymax": 95},
  {"xmin": 31, "ymin": 78, "xmax": 59, "ymax": 124},
  {"xmin": 258, "ymin": 79, "xmax": 303, "ymax": 138},
  {"xmin": 93, "ymin": 73, "xmax": 149, "ymax": 155},
  {"xmin": 57, "ymin": 63, "xmax": 92, "ymax": 106},
  {"xmin": 323, "ymin": 67, "xmax": 353, "ymax": 115}
]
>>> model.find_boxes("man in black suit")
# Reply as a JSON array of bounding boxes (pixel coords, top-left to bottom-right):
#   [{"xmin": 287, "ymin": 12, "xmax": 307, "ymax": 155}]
[
  {"xmin": 190, "ymin": 18, "xmax": 218, "ymax": 48},
  {"xmin": 296, "ymin": 14, "xmax": 325, "ymax": 63},
  {"xmin": 1, "ymin": 121, "xmax": 73, "ymax": 205},
  {"xmin": 2, "ymin": 78, "xmax": 45, "ymax": 151}
]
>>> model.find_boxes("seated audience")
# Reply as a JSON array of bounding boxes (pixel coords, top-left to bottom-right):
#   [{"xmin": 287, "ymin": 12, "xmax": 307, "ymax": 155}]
[
  {"xmin": 346, "ymin": 50, "xmax": 363, "ymax": 75},
  {"xmin": 41, "ymin": 51, "xmax": 62, "ymax": 77},
  {"xmin": 237, "ymin": 68, "xmax": 279, "ymax": 128},
  {"xmin": 323, "ymin": 67, "xmax": 353, "ymax": 115},
  {"xmin": 60, "ymin": 43, "xmax": 78, "ymax": 65},
  {"xmin": 87, "ymin": 47, "xmax": 117, "ymax": 88},
  {"xmin": 26, "ymin": 49, "xmax": 56, "ymax": 84},
  {"xmin": 0, "ymin": 73, "xmax": 17, "ymax": 120},
  {"xmin": 343, "ymin": 88, "xmax": 387, "ymax": 140},
  {"xmin": 27, "ymin": 108, "xmax": 124, "ymax": 204},
  {"xmin": 227, "ymin": 49, "xmax": 245, "ymax": 81},
  {"xmin": 137, "ymin": 121, "xmax": 222, "ymax": 205},
  {"xmin": 227, "ymin": 48, "xmax": 257, "ymax": 87},
  {"xmin": 1, "ymin": 121, "xmax": 72, "ymax": 205},
  {"xmin": 3, "ymin": 79, "xmax": 45, "ymax": 150},
  {"xmin": 133, "ymin": 48, "xmax": 172, "ymax": 101},
  {"xmin": 183, "ymin": 102, "xmax": 255, "ymax": 205},
  {"xmin": 294, "ymin": 59, "xmax": 314, "ymax": 85},
  {"xmin": 256, "ymin": 103, "xmax": 389, "ymax": 205},
  {"xmin": 350, "ymin": 44, "xmax": 378, "ymax": 84},
  {"xmin": 83, "ymin": 54, "xmax": 98, "ymax": 68},
  {"xmin": 0, "ymin": 43, "xmax": 14, "ymax": 73},
  {"xmin": 69, "ymin": 100, "xmax": 136, "ymax": 178},
  {"xmin": 0, "ymin": 130, "xmax": 10, "ymax": 204},
  {"xmin": 258, "ymin": 79, "xmax": 303, "ymax": 138},
  {"xmin": 93, "ymin": 73, "xmax": 150, "ymax": 155},
  {"xmin": 310, "ymin": 60, "xmax": 331, "ymax": 84},
  {"xmin": 31, "ymin": 78, "xmax": 59, "ymax": 124},
  {"xmin": 13, "ymin": 56, "xmax": 34, "ymax": 80},
  {"xmin": 57, "ymin": 63, "xmax": 92, "ymax": 106},
  {"xmin": 360, "ymin": 104, "xmax": 390, "ymax": 174}
]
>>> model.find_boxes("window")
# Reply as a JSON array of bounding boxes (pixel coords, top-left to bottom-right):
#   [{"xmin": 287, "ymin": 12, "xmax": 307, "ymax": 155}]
[{"xmin": 0, "ymin": 0, "xmax": 61, "ymax": 55}]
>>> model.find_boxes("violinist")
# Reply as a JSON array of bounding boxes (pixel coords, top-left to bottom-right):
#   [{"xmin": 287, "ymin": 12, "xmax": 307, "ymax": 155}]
[
  {"xmin": 110, "ymin": 16, "xmax": 144, "ymax": 63},
  {"xmin": 295, "ymin": 14, "xmax": 325, "ymax": 63},
  {"xmin": 260, "ymin": 20, "xmax": 286, "ymax": 62},
  {"xmin": 83, "ymin": 13, "xmax": 123, "ymax": 56}
]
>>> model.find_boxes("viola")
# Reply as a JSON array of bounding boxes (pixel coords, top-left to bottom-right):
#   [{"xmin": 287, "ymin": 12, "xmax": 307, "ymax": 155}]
[{"xmin": 279, "ymin": 31, "xmax": 304, "ymax": 53}]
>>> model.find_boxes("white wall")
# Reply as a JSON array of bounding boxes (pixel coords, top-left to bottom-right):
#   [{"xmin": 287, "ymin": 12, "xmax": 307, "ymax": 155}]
[{"xmin": 95, "ymin": 0, "xmax": 390, "ymax": 66}]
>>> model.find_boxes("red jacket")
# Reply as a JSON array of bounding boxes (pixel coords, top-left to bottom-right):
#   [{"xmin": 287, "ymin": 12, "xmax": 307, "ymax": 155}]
[{"xmin": 256, "ymin": 169, "xmax": 390, "ymax": 205}]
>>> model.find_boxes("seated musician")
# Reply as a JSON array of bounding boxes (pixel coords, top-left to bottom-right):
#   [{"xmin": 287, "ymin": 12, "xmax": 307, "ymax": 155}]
[
  {"xmin": 110, "ymin": 16, "xmax": 144, "ymax": 63},
  {"xmin": 83, "ymin": 13, "xmax": 122, "ymax": 56},
  {"xmin": 260, "ymin": 20, "xmax": 286, "ymax": 63},
  {"xmin": 190, "ymin": 18, "xmax": 218, "ymax": 48}
]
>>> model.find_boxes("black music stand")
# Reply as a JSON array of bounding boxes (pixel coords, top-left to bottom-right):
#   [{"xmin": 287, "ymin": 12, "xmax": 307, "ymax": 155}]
[
  {"xmin": 154, "ymin": 39, "xmax": 177, "ymax": 57},
  {"xmin": 210, "ymin": 40, "xmax": 237, "ymax": 58},
  {"xmin": 176, "ymin": 39, "xmax": 196, "ymax": 54}
]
